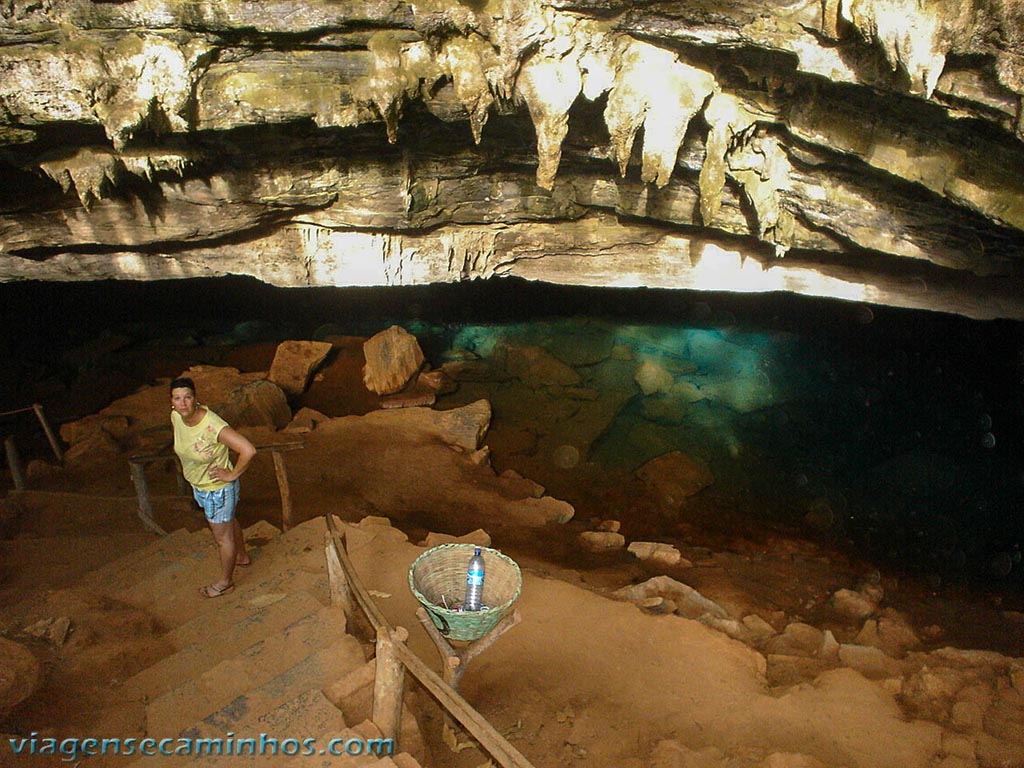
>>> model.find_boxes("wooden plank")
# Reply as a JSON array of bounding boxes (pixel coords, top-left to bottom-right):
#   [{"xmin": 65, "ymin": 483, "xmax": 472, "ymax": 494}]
[
  {"xmin": 128, "ymin": 461, "xmax": 168, "ymax": 536},
  {"xmin": 372, "ymin": 627, "xmax": 408, "ymax": 744},
  {"xmin": 324, "ymin": 516, "xmax": 390, "ymax": 632},
  {"xmin": 272, "ymin": 450, "xmax": 294, "ymax": 531},
  {"xmin": 32, "ymin": 403, "xmax": 64, "ymax": 464},
  {"xmin": 4, "ymin": 435, "xmax": 25, "ymax": 491},
  {"xmin": 129, "ymin": 441, "xmax": 305, "ymax": 464},
  {"xmin": 325, "ymin": 540, "xmax": 355, "ymax": 616},
  {"xmin": 392, "ymin": 641, "xmax": 536, "ymax": 768}
]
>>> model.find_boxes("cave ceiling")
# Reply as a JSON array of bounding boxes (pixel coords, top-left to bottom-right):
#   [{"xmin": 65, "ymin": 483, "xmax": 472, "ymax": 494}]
[{"xmin": 1, "ymin": 0, "xmax": 1024, "ymax": 319}]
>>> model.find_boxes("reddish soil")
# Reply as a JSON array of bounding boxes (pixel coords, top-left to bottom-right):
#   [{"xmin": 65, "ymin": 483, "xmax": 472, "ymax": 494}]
[{"xmin": 2, "ymin": 341, "xmax": 1023, "ymax": 768}]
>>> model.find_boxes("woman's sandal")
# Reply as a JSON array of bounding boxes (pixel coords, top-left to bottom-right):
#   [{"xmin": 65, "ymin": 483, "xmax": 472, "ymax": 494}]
[{"xmin": 199, "ymin": 583, "xmax": 235, "ymax": 599}]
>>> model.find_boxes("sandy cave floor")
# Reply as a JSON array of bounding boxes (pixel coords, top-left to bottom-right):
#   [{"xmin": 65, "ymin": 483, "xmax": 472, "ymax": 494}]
[{"xmin": 1, "ymin": 341, "xmax": 1023, "ymax": 768}]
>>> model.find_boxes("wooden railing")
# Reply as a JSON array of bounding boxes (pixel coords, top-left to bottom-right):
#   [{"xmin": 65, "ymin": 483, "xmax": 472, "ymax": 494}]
[
  {"xmin": 2, "ymin": 403, "xmax": 64, "ymax": 491},
  {"xmin": 128, "ymin": 441, "xmax": 305, "ymax": 535},
  {"xmin": 323, "ymin": 514, "xmax": 537, "ymax": 768}
]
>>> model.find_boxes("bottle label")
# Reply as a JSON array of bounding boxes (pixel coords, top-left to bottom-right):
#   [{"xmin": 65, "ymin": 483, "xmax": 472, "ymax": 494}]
[{"xmin": 467, "ymin": 569, "xmax": 483, "ymax": 586}]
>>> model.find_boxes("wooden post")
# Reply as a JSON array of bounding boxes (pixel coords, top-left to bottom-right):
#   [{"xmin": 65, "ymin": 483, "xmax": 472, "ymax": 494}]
[
  {"xmin": 415, "ymin": 607, "xmax": 522, "ymax": 692},
  {"xmin": 325, "ymin": 538, "xmax": 355, "ymax": 616},
  {"xmin": 391, "ymin": 641, "xmax": 536, "ymax": 768},
  {"xmin": 415, "ymin": 606, "xmax": 522, "ymax": 743},
  {"xmin": 272, "ymin": 450, "xmax": 293, "ymax": 531},
  {"xmin": 175, "ymin": 462, "xmax": 191, "ymax": 496},
  {"xmin": 129, "ymin": 461, "xmax": 168, "ymax": 536},
  {"xmin": 372, "ymin": 626, "xmax": 408, "ymax": 745},
  {"xmin": 4, "ymin": 435, "xmax": 25, "ymax": 491},
  {"xmin": 31, "ymin": 403, "xmax": 63, "ymax": 464}
]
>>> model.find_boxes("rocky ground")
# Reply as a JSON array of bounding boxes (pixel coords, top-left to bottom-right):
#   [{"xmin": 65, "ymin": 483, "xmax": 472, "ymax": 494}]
[{"xmin": 1, "ymin": 331, "xmax": 1023, "ymax": 768}]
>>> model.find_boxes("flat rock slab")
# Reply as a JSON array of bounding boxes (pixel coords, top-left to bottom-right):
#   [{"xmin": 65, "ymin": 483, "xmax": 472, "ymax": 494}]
[
  {"xmin": 268, "ymin": 340, "xmax": 333, "ymax": 397},
  {"xmin": 362, "ymin": 326, "xmax": 425, "ymax": 396}
]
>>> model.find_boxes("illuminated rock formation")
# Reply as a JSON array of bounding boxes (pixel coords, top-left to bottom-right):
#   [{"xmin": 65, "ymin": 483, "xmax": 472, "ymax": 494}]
[{"xmin": 1, "ymin": 0, "xmax": 1023, "ymax": 318}]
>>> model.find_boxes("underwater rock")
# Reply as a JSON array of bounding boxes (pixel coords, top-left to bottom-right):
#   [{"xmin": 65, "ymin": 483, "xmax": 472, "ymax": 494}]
[
  {"xmin": 634, "ymin": 359, "xmax": 675, "ymax": 396},
  {"xmin": 502, "ymin": 343, "xmax": 583, "ymax": 389},
  {"xmin": 635, "ymin": 451, "xmax": 714, "ymax": 509}
]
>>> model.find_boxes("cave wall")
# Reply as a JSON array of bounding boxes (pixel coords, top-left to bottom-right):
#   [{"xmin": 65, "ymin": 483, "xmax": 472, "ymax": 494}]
[{"xmin": 1, "ymin": 0, "xmax": 1024, "ymax": 319}]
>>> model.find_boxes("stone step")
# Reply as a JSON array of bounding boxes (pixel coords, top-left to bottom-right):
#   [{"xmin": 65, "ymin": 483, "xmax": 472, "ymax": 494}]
[
  {"xmin": 256, "ymin": 687, "xmax": 345, "ymax": 732},
  {"xmin": 122, "ymin": 590, "xmax": 329, "ymax": 700},
  {"xmin": 6, "ymin": 490, "xmax": 157, "ymax": 537},
  {"xmin": 131, "ymin": 558, "xmax": 331, "ymax": 630},
  {"xmin": 121, "ymin": 524, "xmax": 286, "ymax": 602},
  {"xmin": 78, "ymin": 527, "xmax": 197, "ymax": 593},
  {"xmin": 324, "ymin": 658, "xmax": 376, "ymax": 727},
  {"xmin": 0, "ymin": 533, "xmax": 156, "ymax": 629},
  {"xmin": 0, "ymin": 528, "xmax": 197, "ymax": 633},
  {"xmin": 182, "ymin": 518, "xmax": 285, "ymax": 558},
  {"xmin": 121, "ymin": 523, "xmax": 295, "ymax": 625},
  {"xmin": 218, "ymin": 517, "xmax": 331, "ymax": 575},
  {"xmin": 183, "ymin": 690, "xmax": 348, "ymax": 768},
  {"xmin": 122, "ymin": 540, "xmax": 225, "ymax": 604},
  {"xmin": 123, "ymin": 639, "xmax": 365, "ymax": 768},
  {"xmin": 146, "ymin": 605, "xmax": 348, "ymax": 736},
  {"xmin": 187, "ymin": 634, "xmax": 365, "ymax": 739}
]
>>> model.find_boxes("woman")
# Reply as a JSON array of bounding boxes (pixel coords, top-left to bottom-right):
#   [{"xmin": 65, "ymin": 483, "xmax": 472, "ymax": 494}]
[{"xmin": 170, "ymin": 377, "xmax": 257, "ymax": 598}]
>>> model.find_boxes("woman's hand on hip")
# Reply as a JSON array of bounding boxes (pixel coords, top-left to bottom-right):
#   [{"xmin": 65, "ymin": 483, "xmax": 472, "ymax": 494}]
[
  {"xmin": 209, "ymin": 465, "xmax": 234, "ymax": 483},
  {"xmin": 217, "ymin": 427, "xmax": 257, "ymax": 480}
]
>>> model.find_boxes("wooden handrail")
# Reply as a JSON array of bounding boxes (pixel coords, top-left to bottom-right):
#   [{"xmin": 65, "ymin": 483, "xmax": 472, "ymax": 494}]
[
  {"xmin": 4, "ymin": 435, "xmax": 26, "ymax": 491},
  {"xmin": 128, "ymin": 440, "xmax": 306, "ymax": 534},
  {"xmin": 0, "ymin": 403, "xmax": 64, "ymax": 473},
  {"xmin": 129, "ymin": 441, "xmax": 306, "ymax": 464},
  {"xmin": 324, "ymin": 515, "xmax": 390, "ymax": 632},
  {"xmin": 391, "ymin": 641, "xmax": 536, "ymax": 768},
  {"xmin": 322, "ymin": 513, "xmax": 537, "ymax": 768}
]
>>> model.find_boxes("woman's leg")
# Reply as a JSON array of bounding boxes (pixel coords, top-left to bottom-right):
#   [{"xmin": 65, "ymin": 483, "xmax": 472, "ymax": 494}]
[
  {"xmin": 208, "ymin": 520, "xmax": 237, "ymax": 589},
  {"xmin": 233, "ymin": 517, "xmax": 250, "ymax": 565},
  {"xmin": 196, "ymin": 480, "xmax": 241, "ymax": 594}
]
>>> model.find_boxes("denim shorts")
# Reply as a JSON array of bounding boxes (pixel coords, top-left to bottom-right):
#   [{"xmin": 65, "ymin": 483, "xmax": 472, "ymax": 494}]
[{"xmin": 193, "ymin": 479, "xmax": 240, "ymax": 524}]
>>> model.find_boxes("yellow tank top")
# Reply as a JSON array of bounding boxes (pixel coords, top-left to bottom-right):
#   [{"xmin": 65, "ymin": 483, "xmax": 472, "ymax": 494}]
[{"xmin": 171, "ymin": 407, "xmax": 234, "ymax": 491}]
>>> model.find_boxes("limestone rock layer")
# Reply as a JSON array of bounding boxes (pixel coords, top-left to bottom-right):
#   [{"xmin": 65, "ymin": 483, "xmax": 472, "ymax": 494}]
[{"xmin": 1, "ymin": 0, "xmax": 1024, "ymax": 318}]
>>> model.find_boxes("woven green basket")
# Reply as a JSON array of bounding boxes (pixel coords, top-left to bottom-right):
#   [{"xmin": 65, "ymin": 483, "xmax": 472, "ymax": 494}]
[{"xmin": 409, "ymin": 543, "xmax": 522, "ymax": 642}]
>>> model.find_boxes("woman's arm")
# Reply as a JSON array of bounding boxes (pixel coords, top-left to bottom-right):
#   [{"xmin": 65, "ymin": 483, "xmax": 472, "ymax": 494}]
[{"xmin": 210, "ymin": 426, "xmax": 257, "ymax": 483}]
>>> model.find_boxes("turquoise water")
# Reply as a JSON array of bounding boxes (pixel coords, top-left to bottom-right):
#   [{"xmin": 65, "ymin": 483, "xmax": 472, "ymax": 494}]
[{"xmin": 2, "ymin": 277, "xmax": 1022, "ymax": 587}]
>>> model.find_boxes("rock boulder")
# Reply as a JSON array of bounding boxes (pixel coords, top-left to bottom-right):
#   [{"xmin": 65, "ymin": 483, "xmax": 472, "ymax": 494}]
[
  {"xmin": 362, "ymin": 326, "xmax": 425, "ymax": 396},
  {"xmin": 268, "ymin": 340, "xmax": 333, "ymax": 397}
]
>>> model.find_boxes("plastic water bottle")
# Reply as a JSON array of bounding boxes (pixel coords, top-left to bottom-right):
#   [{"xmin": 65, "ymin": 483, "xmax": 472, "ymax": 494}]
[{"xmin": 464, "ymin": 548, "xmax": 485, "ymax": 611}]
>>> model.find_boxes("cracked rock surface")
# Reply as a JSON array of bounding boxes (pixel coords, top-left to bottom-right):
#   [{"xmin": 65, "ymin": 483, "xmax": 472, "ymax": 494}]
[{"xmin": 1, "ymin": 0, "xmax": 1024, "ymax": 318}]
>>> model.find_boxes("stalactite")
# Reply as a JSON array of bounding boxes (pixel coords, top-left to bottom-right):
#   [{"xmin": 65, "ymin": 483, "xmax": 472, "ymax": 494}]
[
  {"xmin": 437, "ymin": 34, "xmax": 498, "ymax": 144},
  {"xmin": 365, "ymin": 35, "xmax": 405, "ymax": 143},
  {"xmin": 840, "ymin": 0, "xmax": 948, "ymax": 97},
  {"xmin": 515, "ymin": 50, "xmax": 582, "ymax": 190},
  {"xmin": 699, "ymin": 92, "xmax": 777, "ymax": 228},
  {"xmin": 726, "ymin": 128, "xmax": 796, "ymax": 257},
  {"xmin": 596, "ymin": 38, "xmax": 716, "ymax": 188},
  {"xmin": 37, "ymin": 147, "xmax": 193, "ymax": 206}
]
